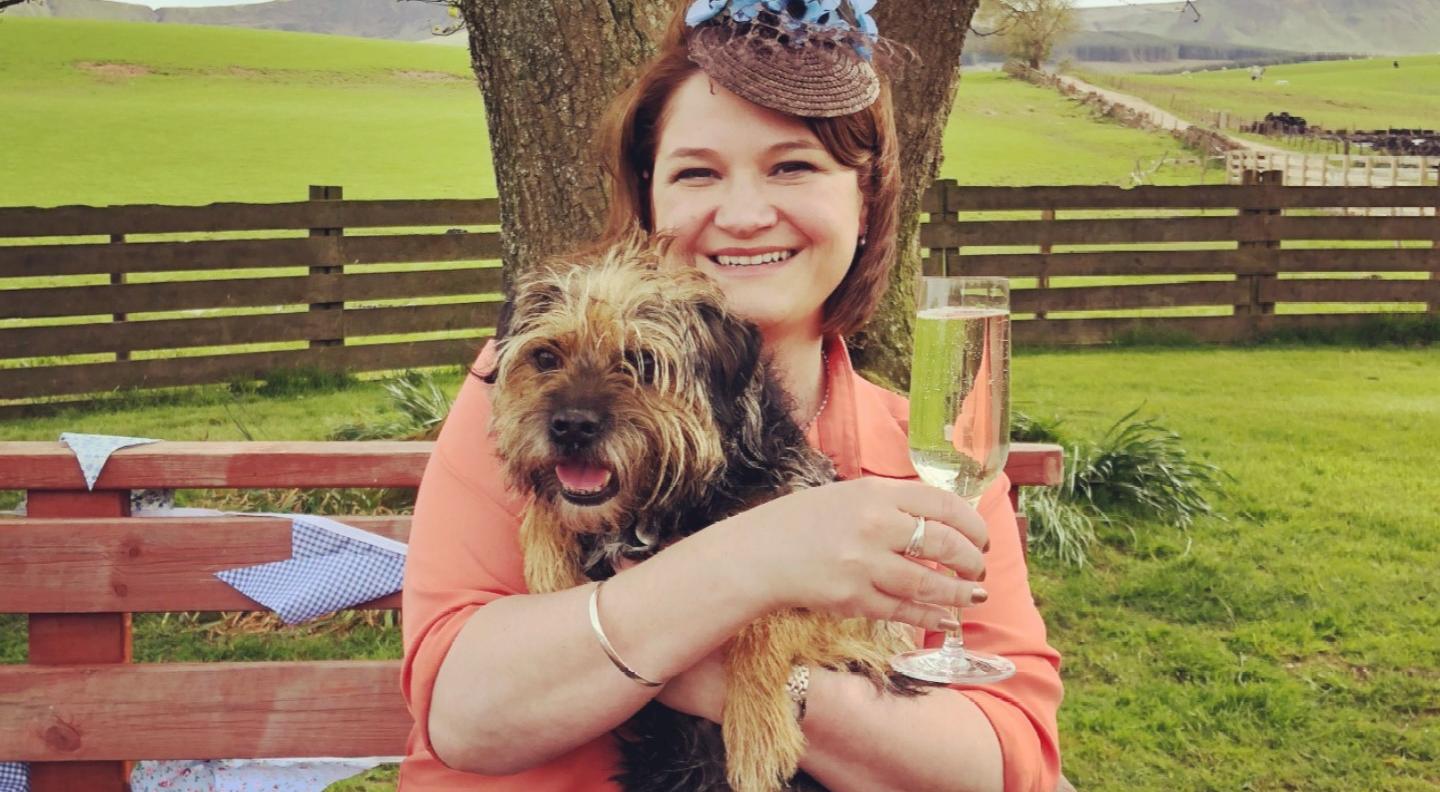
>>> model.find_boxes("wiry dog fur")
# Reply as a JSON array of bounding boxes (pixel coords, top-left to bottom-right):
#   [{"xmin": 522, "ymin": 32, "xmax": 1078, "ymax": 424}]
[{"xmin": 484, "ymin": 239, "xmax": 926, "ymax": 792}]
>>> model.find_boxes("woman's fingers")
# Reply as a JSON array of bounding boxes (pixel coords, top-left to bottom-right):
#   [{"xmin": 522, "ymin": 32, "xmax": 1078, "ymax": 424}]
[
  {"xmin": 873, "ymin": 556, "xmax": 987, "ymax": 608},
  {"xmin": 895, "ymin": 517, "xmax": 986, "ymax": 579},
  {"xmin": 863, "ymin": 589, "xmax": 964, "ymax": 633},
  {"xmin": 884, "ymin": 480, "xmax": 990, "ymax": 553}
]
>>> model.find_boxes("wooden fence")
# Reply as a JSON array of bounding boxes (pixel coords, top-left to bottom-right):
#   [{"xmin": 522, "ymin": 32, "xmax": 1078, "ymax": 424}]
[
  {"xmin": 920, "ymin": 177, "xmax": 1439, "ymax": 346},
  {"xmin": 3, "ymin": 180, "xmax": 1439, "ymax": 402},
  {"xmin": 0, "ymin": 187, "xmax": 503, "ymax": 402}
]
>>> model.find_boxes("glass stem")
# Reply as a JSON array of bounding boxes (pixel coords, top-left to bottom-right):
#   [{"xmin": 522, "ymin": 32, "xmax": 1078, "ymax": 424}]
[
  {"xmin": 939, "ymin": 494, "xmax": 983, "ymax": 661},
  {"xmin": 940, "ymin": 606, "xmax": 968, "ymax": 659}
]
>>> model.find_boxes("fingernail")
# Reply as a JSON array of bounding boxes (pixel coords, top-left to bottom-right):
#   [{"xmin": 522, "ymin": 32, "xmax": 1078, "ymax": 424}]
[
  {"xmin": 939, "ymin": 618, "xmax": 961, "ymax": 631},
  {"xmin": 971, "ymin": 587, "xmax": 989, "ymax": 604},
  {"xmin": 982, "ymin": 539, "xmax": 991, "ymax": 553},
  {"xmin": 978, "ymin": 569, "xmax": 987, "ymax": 582}
]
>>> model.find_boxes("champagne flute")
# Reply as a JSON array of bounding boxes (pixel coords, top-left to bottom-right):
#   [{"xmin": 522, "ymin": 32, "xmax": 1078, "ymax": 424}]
[{"xmin": 890, "ymin": 276, "xmax": 1016, "ymax": 685}]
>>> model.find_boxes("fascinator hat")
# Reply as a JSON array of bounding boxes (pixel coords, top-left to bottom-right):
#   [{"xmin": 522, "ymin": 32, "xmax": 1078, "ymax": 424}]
[{"xmin": 683, "ymin": 0, "xmax": 895, "ymax": 118}]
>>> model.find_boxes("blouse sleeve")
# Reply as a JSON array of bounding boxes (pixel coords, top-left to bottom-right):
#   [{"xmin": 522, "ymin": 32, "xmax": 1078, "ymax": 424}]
[
  {"xmin": 932, "ymin": 472, "xmax": 1064, "ymax": 792},
  {"xmin": 400, "ymin": 358, "xmax": 530, "ymax": 757}
]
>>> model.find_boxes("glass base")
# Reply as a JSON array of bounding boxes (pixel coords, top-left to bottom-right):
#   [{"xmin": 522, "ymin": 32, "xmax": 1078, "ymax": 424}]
[{"xmin": 890, "ymin": 647, "xmax": 1016, "ymax": 684}]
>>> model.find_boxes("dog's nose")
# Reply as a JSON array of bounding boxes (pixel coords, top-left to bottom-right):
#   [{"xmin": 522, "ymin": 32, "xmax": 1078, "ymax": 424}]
[{"xmin": 549, "ymin": 408, "xmax": 602, "ymax": 446}]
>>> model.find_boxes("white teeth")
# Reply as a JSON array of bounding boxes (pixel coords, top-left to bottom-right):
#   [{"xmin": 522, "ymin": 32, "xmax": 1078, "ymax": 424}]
[{"xmin": 714, "ymin": 250, "xmax": 793, "ymax": 267}]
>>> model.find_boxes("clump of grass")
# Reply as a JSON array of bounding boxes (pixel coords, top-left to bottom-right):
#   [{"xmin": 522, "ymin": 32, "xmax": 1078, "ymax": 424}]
[
  {"xmin": 1012, "ymin": 410, "xmax": 1067, "ymax": 443},
  {"xmin": 1018, "ymin": 408, "xmax": 1227, "ymax": 566},
  {"xmin": 254, "ymin": 367, "xmax": 358, "ymax": 398},
  {"xmin": 1020, "ymin": 483, "xmax": 1097, "ymax": 568},
  {"xmin": 329, "ymin": 370, "xmax": 451, "ymax": 441},
  {"xmin": 1257, "ymin": 315, "xmax": 1440, "ymax": 347},
  {"xmin": 1077, "ymin": 408, "xmax": 1229, "ymax": 530}
]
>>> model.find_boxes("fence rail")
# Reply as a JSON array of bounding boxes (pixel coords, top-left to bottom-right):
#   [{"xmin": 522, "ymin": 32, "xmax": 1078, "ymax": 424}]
[{"xmin": 3, "ymin": 180, "xmax": 1438, "ymax": 402}]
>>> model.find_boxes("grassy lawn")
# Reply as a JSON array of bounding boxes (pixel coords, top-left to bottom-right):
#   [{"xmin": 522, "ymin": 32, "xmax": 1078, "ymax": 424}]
[
  {"xmin": 4, "ymin": 345, "xmax": 1438, "ymax": 790},
  {"xmin": 0, "ymin": 18, "xmax": 1214, "ymax": 211},
  {"xmin": 1074, "ymin": 54, "xmax": 1440, "ymax": 133}
]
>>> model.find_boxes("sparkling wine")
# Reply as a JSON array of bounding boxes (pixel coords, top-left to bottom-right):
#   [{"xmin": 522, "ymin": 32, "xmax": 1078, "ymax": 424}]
[{"xmin": 907, "ymin": 306, "xmax": 1011, "ymax": 501}]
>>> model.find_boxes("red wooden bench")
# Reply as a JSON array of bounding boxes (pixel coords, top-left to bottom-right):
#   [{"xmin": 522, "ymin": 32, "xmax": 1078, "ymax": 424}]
[{"xmin": 0, "ymin": 440, "xmax": 1063, "ymax": 792}]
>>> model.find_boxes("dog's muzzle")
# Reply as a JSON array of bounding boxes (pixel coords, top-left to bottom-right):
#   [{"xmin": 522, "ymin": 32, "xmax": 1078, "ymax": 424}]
[{"xmin": 546, "ymin": 407, "xmax": 620, "ymax": 506}]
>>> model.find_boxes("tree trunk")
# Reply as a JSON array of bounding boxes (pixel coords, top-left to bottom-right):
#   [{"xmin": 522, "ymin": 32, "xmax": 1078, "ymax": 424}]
[
  {"xmin": 851, "ymin": 1, "xmax": 982, "ymax": 392},
  {"xmin": 460, "ymin": 0, "xmax": 982, "ymax": 393},
  {"xmin": 457, "ymin": 0, "xmax": 669, "ymax": 292}
]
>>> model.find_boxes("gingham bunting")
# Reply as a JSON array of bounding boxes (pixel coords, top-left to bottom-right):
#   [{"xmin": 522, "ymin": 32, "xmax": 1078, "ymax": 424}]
[
  {"xmin": 0, "ymin": 762, "xmax": 27, "ymax": 792},
  {"xmin": 58, "ymin": 432, "xmax": 160, "ymax": 490},
  {"xmin": 214, "ymin": 515, "xmax": 406, "ymax": 625}
]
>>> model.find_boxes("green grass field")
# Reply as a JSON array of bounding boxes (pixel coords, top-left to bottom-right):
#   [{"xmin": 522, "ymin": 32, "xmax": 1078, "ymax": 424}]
[
  {"xmin": 1075, "ymin": 55, "xmax": 1440, "ymax": 133},
  {"xmin": 0, "ymin": 17, "xmax": 1215, "ymax": 210},
  {"xmin": 2, "ymin": 346, "xmax": 1436, "ymax": 790}
]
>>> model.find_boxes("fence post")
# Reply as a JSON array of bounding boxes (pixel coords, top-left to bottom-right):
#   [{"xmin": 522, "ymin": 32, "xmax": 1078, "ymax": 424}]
[
  {"xmin": 1430, "ymin": 182, "xmax": 1439, "ymax": 315},
  {"xmin": 1237, "ymin": 169, "xmax": 1283, "ymax": 342},
  {"xmin": 110, "ymin": 234, "xmax": 129, "ymax": 361},
  {"xmin": 25, "ymin": 488, "xmax": 133, "ymax": 792},
  {"xmin": 1035, "ymin": 208, "xmax": 1055, "ymax": 321},
  {"xmin": 308, "ymin": 185, "xmax": 344, "ymax": 349},
  {"xmin": 924, "ymin": 179, "xmax": 960, "ymax": 277}
]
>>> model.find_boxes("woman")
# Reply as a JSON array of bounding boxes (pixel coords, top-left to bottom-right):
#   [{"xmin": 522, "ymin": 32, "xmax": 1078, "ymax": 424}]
[{"xmin": 401, "ymin": 2, "xmax": 1062, "ymax": 790}]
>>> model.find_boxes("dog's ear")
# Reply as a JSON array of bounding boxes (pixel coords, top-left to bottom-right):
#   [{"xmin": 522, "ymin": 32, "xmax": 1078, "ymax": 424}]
[
  {"xmin": 477, "ymin": 275, "xmax": 565, "ymax": 385},
  {"xmin": 474, "ymin": 298, "xmax": 516, "ymax": 384},
  {"xmin": 695, "ymin": 301, "xmax": 763, "ymax": 405}
]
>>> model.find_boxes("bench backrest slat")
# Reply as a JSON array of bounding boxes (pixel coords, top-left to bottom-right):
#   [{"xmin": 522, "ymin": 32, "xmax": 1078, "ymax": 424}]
[
  {"xmin": 1, "ymin": 442, "xmax": 434, "ymax": 490},
  {"xmin": 0, "ymin": 660, "xmax": 408, "ymax": 761},
  {"xmin": 0, "ymin": 441, "xmax": 1065, "ymax": 489},
  {"xmin": 0, "ymin": 516, "xmax": 408, "ymax": 613}
]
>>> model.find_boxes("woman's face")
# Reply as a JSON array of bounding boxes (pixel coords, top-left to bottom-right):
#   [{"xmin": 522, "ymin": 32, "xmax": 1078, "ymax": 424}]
[{"xmin": 650, "ymin": 72, "xmax": 866, "ymax": 338}]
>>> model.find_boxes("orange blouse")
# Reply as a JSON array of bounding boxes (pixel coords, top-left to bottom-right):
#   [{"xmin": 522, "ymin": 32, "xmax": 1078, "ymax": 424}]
[{"xmin": 400, "ymin": 336, "xmax": 1062, "ymax": 791}]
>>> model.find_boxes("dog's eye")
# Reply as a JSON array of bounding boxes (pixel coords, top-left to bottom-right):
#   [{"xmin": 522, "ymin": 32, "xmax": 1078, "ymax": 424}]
[
  {"xmin": 625, "ymin": 350, "xmax": 656, "ymax": 385},
  {"xmin": 532, "ymin": 348, "xmax": 560, "ymax": 372}
]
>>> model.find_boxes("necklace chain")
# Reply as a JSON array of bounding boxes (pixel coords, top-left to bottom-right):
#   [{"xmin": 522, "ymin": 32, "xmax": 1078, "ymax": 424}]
[{"xmin": 801, "ymin": 350, "xmax": 830, "ymax": 433}]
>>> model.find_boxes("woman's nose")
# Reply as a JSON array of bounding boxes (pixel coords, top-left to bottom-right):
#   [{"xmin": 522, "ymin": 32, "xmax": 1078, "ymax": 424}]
[{"xmin": 712, "ymin": 180, "xmax": 778, "ymax": 237}]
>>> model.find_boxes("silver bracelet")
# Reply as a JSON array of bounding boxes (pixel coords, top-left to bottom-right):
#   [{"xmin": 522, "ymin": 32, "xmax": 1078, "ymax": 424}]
[
  {"xmin": 786, "ymin": 664, "xmax": 811, "ymax": 723},
  {"xmin": 589, "ymin": 580, "xmax": 664, "ymax": 687}
]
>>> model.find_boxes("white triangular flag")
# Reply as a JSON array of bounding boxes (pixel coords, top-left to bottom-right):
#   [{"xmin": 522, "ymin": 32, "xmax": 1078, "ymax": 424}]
[{"xmin": 58, "ymin": 432, "xmax": 161, "ymax": 490}]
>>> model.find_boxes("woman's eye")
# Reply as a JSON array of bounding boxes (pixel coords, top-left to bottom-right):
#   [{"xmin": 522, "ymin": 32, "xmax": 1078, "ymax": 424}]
[
  {"xmin": 774, "ymin": 160, "xmax": 817, "ymax": 175},
  {"xmin": 532, "ymin": 348, "xmax": 560, "ymax": 372},
  {"xmin": 672, "ymin": 167, "xmax": 716, "ymax": 182}
]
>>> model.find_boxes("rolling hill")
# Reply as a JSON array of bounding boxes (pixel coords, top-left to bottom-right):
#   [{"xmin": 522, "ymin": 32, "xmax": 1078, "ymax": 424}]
[{"xmin": 1076, "ymin": 0, "xmax": 1440, "ymax": 56}]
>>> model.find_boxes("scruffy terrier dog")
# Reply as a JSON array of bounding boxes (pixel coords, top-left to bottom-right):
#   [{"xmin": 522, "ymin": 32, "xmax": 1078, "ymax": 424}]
[{"xmin": 484, "ymin": 239, "xmax": 924, "ymax": 792}]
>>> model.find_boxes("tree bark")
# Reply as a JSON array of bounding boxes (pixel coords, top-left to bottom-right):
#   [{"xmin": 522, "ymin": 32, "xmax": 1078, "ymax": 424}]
[
  {"xmin": 457, "ymin": 0, "xmax": 668, "ymax": 292},
  {"xmin": 459, "ymin": 0, "xmax": 982, "ymax": 392},
  {"xmin": 851, "ymin": 1, "xmax": 982, "ymax": 391}
]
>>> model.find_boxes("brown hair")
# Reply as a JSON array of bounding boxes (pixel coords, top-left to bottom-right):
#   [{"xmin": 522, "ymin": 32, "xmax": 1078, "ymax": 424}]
[{"xmin": 596, "ymin": 4, "xmax": 900, "ymax": 337}]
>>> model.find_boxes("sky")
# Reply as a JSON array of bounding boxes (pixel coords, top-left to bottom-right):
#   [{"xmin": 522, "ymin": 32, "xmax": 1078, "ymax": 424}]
[{"xmin": 139, "ymin": 0, "xmax": 1176, "ymax": 7}]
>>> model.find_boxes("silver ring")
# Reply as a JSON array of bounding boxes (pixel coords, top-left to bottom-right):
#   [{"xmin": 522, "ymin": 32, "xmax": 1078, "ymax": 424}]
[{"xmin": 903, "ymin": 515, "xmax": 926, "ymax": 558}]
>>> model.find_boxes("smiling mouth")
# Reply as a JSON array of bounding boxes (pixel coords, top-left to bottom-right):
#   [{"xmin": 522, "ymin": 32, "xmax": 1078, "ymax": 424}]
[
  {"xmin": 554, "ymin": 460, "xmax": 620, "ymax": 506},
  {"xmin": 707, "ymin": 249, "xmax": 797, "ymax": 267}
]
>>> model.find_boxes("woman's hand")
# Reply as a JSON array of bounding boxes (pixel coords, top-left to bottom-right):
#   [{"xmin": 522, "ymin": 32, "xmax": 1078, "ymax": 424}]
[
  {"xmin": 721, "ymin": 477, "xmax": 989, "ymax": 632},
  {"xmin": 654, "ymin": 645, "xmax": 728, "ymax": 723}
]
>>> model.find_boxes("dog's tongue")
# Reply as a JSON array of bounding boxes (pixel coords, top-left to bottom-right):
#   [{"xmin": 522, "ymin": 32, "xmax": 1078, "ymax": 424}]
[{"xmin": 555, "ymin": 462, "xmax": 611, "ymax": 492}]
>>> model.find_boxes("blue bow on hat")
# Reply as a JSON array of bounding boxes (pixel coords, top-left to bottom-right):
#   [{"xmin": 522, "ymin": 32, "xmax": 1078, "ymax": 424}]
[{"xmin": 687, "ymin": 0, "xmax": 878, "ymax": 36}]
